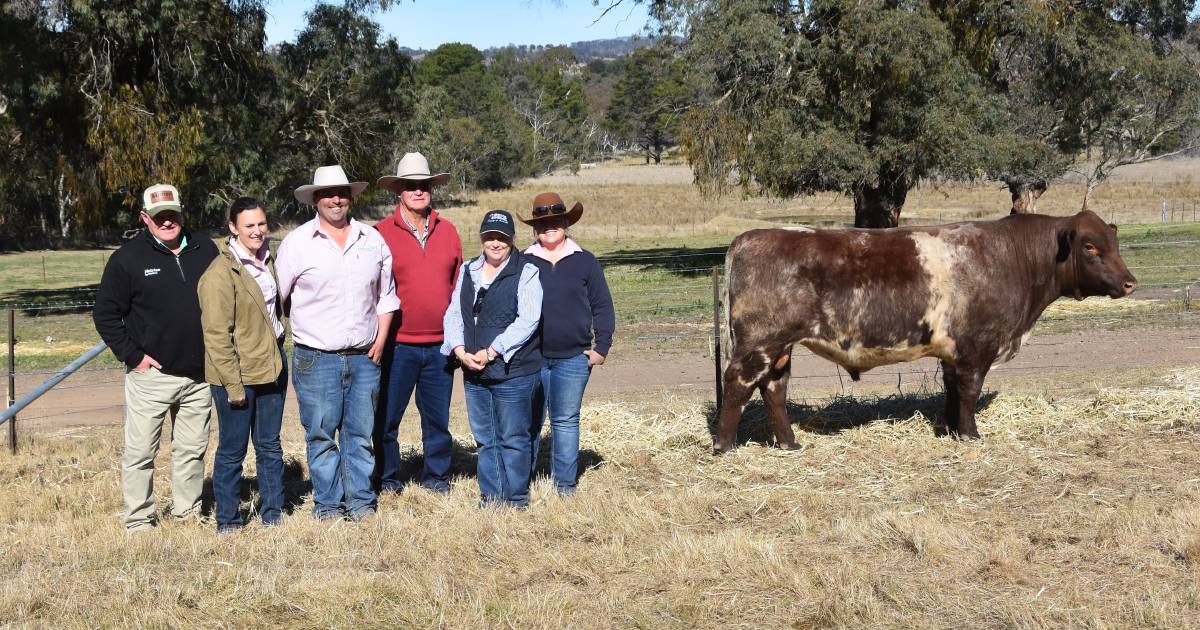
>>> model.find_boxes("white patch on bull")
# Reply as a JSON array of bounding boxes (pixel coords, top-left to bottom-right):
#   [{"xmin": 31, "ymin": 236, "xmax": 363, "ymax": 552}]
[
  {"xmin": 801, "ymin": 338, "xmax": 952, "ymax": 371},
  {"xmin": 736, "ymin": 351, "xmax": 774, "ymax": 387},
  {"xmin": 909, "ymin": 232, "xmax": 959, "ymax": 359},
  {"xmin": 994, "ymin": 330, "xmax": 1033, "ymax": 365}
]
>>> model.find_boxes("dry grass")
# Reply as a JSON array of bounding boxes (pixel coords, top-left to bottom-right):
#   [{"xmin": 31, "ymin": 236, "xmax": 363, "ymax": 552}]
[
  {"xmin": 427, "ymin": 157, "xmax": 1200, "ymax": 253},
  {"xmin": 2, "ymin": 368, "xmax": 1200, "ymax": 627}
]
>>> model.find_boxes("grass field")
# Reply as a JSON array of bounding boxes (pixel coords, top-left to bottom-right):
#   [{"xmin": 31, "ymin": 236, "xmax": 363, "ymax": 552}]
[
  {"xmin": 1, "ymin": 158, "xmax": 1200, "ymax": 627},
  {"xmin": 1, "ymin": 367, "xmax": 1198, "ymax": 626},
  {"xmin": 0, "ymin": 159, "xmax": 1198, "ymax": 369}
]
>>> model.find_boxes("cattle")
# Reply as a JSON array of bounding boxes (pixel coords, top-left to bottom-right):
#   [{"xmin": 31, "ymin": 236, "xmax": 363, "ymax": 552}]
[{"xmin": 714, "ymin": 210, "xmax": 1138, "ymax": 453}]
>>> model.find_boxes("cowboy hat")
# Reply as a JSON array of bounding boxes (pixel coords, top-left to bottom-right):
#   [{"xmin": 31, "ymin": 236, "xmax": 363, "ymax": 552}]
[
  {"xmin": 294, "ymin": 165, "xmax": 368, "ymax": 205},
  {"xmin": 519, "ymin": 191, "xmax": 583, "ymax": 226},
  {"xmin": 377, "ymin": 152, "xmax": 451, "ymax": 193}
]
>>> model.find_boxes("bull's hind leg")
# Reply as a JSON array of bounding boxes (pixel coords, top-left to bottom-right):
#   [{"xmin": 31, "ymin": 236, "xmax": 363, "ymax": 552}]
[
  {"xmin": 758, "ymin": 348, "xmax": 798, "ymax": 449},
  {"xmin": 936, "ymin": 360, "xmax": 960, "ymax": 437},
  {"xmin": 714, "ymin": 349, "xmax": 770, "ymax": 453}
]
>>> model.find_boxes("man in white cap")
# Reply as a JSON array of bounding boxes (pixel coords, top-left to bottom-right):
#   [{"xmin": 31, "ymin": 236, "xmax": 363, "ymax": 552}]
[
  {"xmin": 276, "ymin": 165, "xmax": 399, "ymax": 521},
  {"xmin": 373, "ymin": 152, "xmax": 461, "ymax": 494},
  {"xmin": 93, "ymin": 182, "xmax": 220, "ymax": 533}
]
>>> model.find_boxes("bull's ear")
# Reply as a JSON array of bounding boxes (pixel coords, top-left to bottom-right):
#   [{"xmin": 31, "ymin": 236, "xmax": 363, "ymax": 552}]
[
  {"xmin": 1109, "ymin": 222, "xmax": 1118, "ymax": 233},
  {"xmin": 1055, "ymin": 228, "xmax": 1075, "ymax": 263}
]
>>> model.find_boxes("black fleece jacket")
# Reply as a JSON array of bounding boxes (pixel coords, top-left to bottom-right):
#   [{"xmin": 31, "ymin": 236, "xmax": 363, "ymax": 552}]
[{"xmin": 93, "ymin": 229, "xmax": 219, "ymax": 376}]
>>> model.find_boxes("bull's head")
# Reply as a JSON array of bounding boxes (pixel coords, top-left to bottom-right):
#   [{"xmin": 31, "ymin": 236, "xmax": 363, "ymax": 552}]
[{"xmin": 1057, "ymin": 210, "xmax": 1138, "ymax": 300}]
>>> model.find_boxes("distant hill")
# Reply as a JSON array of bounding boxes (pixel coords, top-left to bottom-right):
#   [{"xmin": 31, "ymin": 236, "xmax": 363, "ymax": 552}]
[{"xmin": 400, "ymin": 36, "xmax": 658, "ymax": 62}]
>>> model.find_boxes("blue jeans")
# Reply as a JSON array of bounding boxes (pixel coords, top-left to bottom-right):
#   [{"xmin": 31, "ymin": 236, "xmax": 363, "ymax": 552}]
[
  {"xmin": 464, "ymin": 371, "xmax": 539, "ymax": 508},
  {"xmin": 292, "ymin": 346, "xmax": 380, "ymax": 518},
  {"xmin": 374, "ymin": 342, "xmax": 454, "ymax": 492},
  {"xmin": 211, "ymin": 359, "xmax": 287, "ymax": 530},
  {"xmin": 531, "ymin": 354, "xmax": 591, "ymax": 493}
]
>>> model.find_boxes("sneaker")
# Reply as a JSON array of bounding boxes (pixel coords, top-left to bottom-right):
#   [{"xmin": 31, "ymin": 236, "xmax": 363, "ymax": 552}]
[
  {"xmin": 348, "ymin": 507, "xmax": 376, "ymax": 522},
  {"xmin": 216, "ymin": 524, "xmax": 243, "ymax": 534},
  {"xmin": 125, "ymin": 522, "xmax": 158, "ymax": 535},
  {"xmin": 420, "ymin": 481, "xmax": 451, "ymax": 494}
]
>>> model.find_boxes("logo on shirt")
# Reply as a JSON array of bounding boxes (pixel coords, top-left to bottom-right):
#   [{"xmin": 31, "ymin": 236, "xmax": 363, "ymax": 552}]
[{"xmin": 144, "ymin": 268, "xmax": 161, "ymax": 277}]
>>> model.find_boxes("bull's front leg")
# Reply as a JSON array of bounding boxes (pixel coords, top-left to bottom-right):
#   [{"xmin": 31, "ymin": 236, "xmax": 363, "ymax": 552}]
[
  {"xmin": 950, "ymin": 360, "xmax": 991, "ymax": 439},
  {"xmin": 937, "ymin": 360, "xmax": 960, "ymax": 438}
]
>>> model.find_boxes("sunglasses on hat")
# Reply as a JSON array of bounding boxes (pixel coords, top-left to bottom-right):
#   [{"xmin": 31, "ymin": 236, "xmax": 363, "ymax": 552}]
[{"xmin": 532, "ymin": 202, "xmax": 567, "ymax": 217}]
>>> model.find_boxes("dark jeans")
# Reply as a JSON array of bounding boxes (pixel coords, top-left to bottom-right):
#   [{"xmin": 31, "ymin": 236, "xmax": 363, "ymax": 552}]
[
  {"xmin": 464, "ymin": 371, "xmax": 539, "ymax": 508},
  {"xmin": 374, "ymin": 342, "xmax": 455, "ymax": 492},
  {"xmin": 292, "ymin": 346, "xmax": 380, "ymax": 519},
  {"xmin": 531, "ymin": 353, "xmax": 591, "ymax": 493},
  {"xmin": 211, "ymin": 360, "xmax": 288, "ymax": 530}
]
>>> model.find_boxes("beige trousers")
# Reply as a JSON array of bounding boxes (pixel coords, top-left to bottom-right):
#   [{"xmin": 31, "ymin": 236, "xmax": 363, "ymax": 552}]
[{"xmin": 121, "ymin": 368, "xmax": 213, "ymax": 530}]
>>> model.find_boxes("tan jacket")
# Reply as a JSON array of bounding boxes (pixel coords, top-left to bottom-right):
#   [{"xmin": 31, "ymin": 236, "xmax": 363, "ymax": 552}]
[{"xmin": 198, "ymin": 241, "xmax": 287, "ymax": 400}]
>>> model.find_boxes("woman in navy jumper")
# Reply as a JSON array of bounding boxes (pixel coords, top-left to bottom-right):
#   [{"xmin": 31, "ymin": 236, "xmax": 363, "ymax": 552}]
[
  {"xmin": 442, "ymin": 210, "xmax": 542, "ymax": 508},
  {"xmin": 522, "ymin": 192, "xmax": 615, "ymax": 495}
]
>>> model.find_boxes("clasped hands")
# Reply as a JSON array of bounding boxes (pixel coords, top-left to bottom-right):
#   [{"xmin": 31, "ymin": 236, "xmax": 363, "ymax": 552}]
[{"xmin": 454, "ymin": 346, "xmax": 494, "ymax": 371}]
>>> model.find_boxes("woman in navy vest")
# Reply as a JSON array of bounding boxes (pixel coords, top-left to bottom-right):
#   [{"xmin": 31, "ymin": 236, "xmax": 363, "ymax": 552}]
[
  {"xmin": 441, "ymin": 210, "xmax": 543, "ymax": 508},
  {"xmin": 522, "ymin": 192, "xmax": 615, "ymax": 495}
]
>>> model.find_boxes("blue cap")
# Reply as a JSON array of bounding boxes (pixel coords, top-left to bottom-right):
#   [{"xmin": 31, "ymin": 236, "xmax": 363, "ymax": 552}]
[{"xmin": 479, "ymin": 209, "xmax": 516, "ymax": 238}]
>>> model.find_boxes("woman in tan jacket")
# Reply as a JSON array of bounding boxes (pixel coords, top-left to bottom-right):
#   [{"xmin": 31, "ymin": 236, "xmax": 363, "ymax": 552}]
[{"xmin": 198, "ymin": 197, "xmax": 287, "ymax": 533}]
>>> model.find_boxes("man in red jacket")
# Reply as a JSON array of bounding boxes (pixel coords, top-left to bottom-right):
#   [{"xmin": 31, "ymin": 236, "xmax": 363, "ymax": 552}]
[{"xmin": 373, "ymin": 153, "xmax": 463, "ymax": 493}]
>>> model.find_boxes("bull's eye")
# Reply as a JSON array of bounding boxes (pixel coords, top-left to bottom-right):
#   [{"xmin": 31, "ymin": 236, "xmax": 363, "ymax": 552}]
[{"xmin": 1084, "ymin": 243, "xmax": 1099, "ymax": 256}]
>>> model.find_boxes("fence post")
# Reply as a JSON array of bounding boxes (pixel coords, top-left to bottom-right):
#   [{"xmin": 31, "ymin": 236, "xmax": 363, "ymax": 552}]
[
  {"xmin": 1162, "ymin": 201, "xmax": 1167, "ymax": 223},
  {"xmin": 7, "ymin": 307, "xmax": 14, "ymax": 454},
  {"xmin": 711, "ymin": 266, "xmax": 723, "ymax": 409}
]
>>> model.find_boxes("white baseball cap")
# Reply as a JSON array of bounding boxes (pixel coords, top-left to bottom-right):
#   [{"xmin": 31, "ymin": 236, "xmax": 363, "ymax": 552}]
[{"xmin": 142, "ymin": 183, "xmax": 182, "ymax": 217}]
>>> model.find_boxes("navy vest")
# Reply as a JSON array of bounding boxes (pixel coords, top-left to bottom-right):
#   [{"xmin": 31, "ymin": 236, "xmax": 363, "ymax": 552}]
[{"xmin": 459, "ymin": 252, "xmax": 542, "ymax": 382}]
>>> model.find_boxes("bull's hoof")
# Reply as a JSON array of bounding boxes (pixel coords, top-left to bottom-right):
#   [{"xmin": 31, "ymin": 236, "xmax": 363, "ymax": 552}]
[
  {"xmin": 712, "ymin": 441, "xmax": 735, "ymax": 455},
  {"xmin": 958, "ymin": 430, "xmax": 981, "ymax": 440},
  {"xmin": 777, "ymin": 441, "xmax": 801, "ymax": 451},
  {"xmin": 934, "ymin": 425, "xmax": 953, "ymax": 438}
]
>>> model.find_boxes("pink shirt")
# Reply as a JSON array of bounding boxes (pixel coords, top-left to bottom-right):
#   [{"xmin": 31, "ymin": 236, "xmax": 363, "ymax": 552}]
[
  {"xmin": 525, "ymin": 237, "xmax": 583, "ymax": 261},
  {"xmin": 229, "ymin": 237, "xmax": 284, "ymax": 338},
  {"xmin": 276, "ymin": 217, "xmax": 400, "ymax": 351}
]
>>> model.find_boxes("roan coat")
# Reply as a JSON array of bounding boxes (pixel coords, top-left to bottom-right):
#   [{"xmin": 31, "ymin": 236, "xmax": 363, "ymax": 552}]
[{"xmin": 715, "ymin": 210, "xmax": 1138, "ymax": 452}]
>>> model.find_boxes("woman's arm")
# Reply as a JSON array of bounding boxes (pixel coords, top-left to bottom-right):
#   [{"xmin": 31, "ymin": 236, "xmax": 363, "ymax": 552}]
[
  {"xmin": 488, "ymin": 263, "xmax": 543, "ymax": 361},
  {"xmin": 198, "ymin": 265, "xmax": 245, "ymax": 401}
]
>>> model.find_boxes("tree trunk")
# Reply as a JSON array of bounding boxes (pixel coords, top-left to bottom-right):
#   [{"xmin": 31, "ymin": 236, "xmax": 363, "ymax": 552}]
[
  {"xmin": 853, "ymin": 176, "xmax": 909, "ymax": 228},
  {"xmin": 1007, "ymin": 179, "xmax": 1047, "ymax": 214}
]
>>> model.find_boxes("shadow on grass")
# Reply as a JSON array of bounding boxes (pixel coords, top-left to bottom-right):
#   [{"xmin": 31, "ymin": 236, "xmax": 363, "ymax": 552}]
[
  {"xmin": 703, "ymin": 390, "xmax": 999, "ymax": 449},
  {"xmin": 0, "ymin": 284, "xmax": 99, "ymax": 315},
  {"xmin": 598, "ymin": 245, "xmax": 727, "ymax": 278},
  {"xmin": 200, "ymin": 457, "xmax": 312, "ymax": 523},
  {"xmin": 381, "ymin": 436, "xmax": 605, "ymax": 490}
]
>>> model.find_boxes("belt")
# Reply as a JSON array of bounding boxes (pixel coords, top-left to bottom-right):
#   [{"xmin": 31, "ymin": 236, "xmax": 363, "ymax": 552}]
[{"xmin": 294, "ymin": 343, "xmax": 369, "ymax": 356}]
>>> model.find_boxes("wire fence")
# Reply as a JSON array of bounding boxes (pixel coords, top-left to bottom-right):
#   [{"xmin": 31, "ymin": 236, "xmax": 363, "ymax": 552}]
[{"xmin": 2, "ymin": 234, "xmax": 1196, "ymax": 433}]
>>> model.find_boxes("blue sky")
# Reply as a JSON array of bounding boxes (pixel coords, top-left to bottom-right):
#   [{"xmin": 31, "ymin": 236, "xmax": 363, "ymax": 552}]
[{"xmin": 264, "ymin": 1, "xmax": 651, "ymax": 49}]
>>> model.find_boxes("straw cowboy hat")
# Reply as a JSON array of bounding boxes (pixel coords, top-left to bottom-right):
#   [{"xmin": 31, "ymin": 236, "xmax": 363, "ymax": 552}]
[
  {"xmin": 519, "ymin": 191, "xmax": 583, "ymax": 226},
  {"xmin": 377, "ymin": 152, "xmax": 451, "ymax": 194},
  {"xmin": 293, "ymin": 165, "xmax": 368, "ymax": 205}
]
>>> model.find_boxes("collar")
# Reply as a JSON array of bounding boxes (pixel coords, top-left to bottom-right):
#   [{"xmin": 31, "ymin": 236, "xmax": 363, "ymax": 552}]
[
  {"xmin": 469, "ymin": 251, "xmax": 515, "ymax": 273},
  {"xmin": 393, "ymin": 206, "xmax": 438, "ymax": 229},
  {"xmin": 308, "ymin": 216, "xmax": 362, "ymax": 242},
  {"xmin": 524, "ymin": 237, "xmax": 582, "ymax": 260},
  {"xmin": 228, "ymin": 237, "xmax": 270, "ymax": 266},
  {"xmin": 150, "ymin": 231, "xmax": 188, "ymax": 252}
]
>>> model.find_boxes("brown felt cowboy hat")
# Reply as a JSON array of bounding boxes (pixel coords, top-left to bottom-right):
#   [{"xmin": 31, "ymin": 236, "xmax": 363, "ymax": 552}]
[{"xmin": 518, "ymin": 192, "xmax": 583, "ymax": 227}]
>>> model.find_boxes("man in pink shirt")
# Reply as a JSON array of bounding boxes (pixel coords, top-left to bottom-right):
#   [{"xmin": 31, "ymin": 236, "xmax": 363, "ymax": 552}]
[
  {"xmin": 276, "ymin": 165, "xmax": 399, "ymax": 520},
  {"xmin": 373, "ymin": 153, "xmax": 462, "ymax": 493}
]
